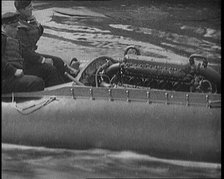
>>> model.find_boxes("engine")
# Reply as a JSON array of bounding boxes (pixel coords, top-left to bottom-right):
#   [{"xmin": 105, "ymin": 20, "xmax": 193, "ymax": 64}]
[
  {"xmin": 78, "ymin": 48, "xmax": 220, "ymax": 94},
  {"xmin": 98, "ymin": 55, "xmax": 220, "ymax": 93}
]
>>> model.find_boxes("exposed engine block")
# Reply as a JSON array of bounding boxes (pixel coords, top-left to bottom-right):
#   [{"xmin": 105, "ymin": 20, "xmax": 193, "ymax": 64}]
[
  {"xmin": 121, "ymin": 62, "xmax": 187, "ymax": 82},
  {"xmin": 78, "ymin": 52, "xmax": 220, "ymax": 93},
  {"xmin": 100, "ymin": 55, "xmax": 220, "ymax": 93},
  {"xmin": 114, "ymin": 61, "xmax": 195, "ymax": 91}
]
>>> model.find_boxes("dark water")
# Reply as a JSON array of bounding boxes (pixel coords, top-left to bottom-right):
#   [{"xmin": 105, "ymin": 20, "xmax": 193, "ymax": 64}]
[{"xmin": 2, "ymin": 144, "xmax": 221, "ymax": 179}]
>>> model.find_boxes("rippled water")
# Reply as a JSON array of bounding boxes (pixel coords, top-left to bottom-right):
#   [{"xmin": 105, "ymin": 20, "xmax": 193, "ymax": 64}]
[{"xmin": 2, "ymin": 144, "xmax": 221, "ymax": 179}]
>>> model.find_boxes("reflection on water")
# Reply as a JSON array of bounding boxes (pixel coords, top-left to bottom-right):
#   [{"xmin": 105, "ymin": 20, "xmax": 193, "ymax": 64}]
[{"xmin": 2, "ymin": 144, "xmax": 221, "ymax": 179}]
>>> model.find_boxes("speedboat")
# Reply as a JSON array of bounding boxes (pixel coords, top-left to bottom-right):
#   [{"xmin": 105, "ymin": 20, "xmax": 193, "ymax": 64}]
[{"xmin": 2, "ymin": 46, "xmax": 221, "ymax": 163}]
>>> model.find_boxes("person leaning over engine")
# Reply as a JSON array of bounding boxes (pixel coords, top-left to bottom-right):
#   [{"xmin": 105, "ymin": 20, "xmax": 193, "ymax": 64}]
[
  {"xmin": 2, "ymin": 12, "xmax": 64, "ymax": 89},
  {"xmin": 2, "ymin": 12, "xmax": 44, "ymax": 93},
  {"xmin": 14, "ymin": 0, "xmax": 79, "ymax": 81}
]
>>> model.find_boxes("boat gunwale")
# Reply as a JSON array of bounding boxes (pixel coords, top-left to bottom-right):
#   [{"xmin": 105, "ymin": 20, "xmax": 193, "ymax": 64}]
[{"xmin": 2, "ymin": 85, "xmax": 221, "ymax": 108}]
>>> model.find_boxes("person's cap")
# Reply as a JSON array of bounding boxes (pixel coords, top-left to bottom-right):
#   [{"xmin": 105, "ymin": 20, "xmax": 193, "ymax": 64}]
[
  {"xmin": 14, "ymin": 0, "xmax": 31, "ymax": 10},
  {"xmin": 2, "ymin": 12, "xmax": 20, "ymax": 25}
]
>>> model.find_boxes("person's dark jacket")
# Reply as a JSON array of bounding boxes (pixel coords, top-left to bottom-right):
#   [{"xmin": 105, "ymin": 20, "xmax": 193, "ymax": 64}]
[
  {"xmin": 2, "ymin": 32, "xmax": 17, "ymax": 80},
  {"xmin": 17, "ymin": 15, "xmax": 43, "ymax": 51},
  {"xmin": 2, "ymin": 31, "xmax": 44, "ymax": 80}
]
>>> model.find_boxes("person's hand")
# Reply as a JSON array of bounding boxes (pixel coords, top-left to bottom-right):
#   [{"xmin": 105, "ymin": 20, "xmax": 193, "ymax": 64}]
[
  {"xmin": 14, "ymin": 69, "xmax": 24, "ymax": 78},
  {"xmin": 44, "ymin": 58, "xmax": 54, "ymax": 66}
]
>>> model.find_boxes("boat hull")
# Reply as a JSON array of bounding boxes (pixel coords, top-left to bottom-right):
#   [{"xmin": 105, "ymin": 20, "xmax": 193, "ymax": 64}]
[{"xmin": 2, "ymin": 94, "xmax": 221, "ymax": 163}]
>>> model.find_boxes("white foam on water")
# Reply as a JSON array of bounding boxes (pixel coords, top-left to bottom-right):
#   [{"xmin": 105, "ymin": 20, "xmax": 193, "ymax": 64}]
[
  {"xmin": 3, "ymin": 144, "xmax": 220, "ymax": 170},
  {"xmin": 2, "ymin": 143, "xmax": 54, "ymax": 151},
  {"xmin": 109, "ymin": 24, "xmax": 134, "ymax": 31},
  {"xmin": 107, "ymin": 151, "xmax": 221, "ymax": 169},
  {"xmin": 2, "ymin": 143, "xmax": 109, "ymax": 155},
  {"xmin": 204, "ymin": 28, "xmax": 218, "ymax": 38}
]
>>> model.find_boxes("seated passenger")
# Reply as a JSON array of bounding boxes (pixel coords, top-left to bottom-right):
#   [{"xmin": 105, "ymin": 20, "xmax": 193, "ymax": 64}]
[
  {"xmin": 2, "ymin": 12, "xmax": 64, "ymax": 88},
  {"xmin": 182, "ymin": 57, "xmax": 197, "ymax": 82},
  {"xmin": 2, "ymin": 57, "xmax": 44, "ymax": 93},
  {"xmin": 2, "ymin": 12, "xmax": 44, "ymax": 93},
  {"xmin": 14, "ymin": 0, "xmax": 79, "ymax": 81}
]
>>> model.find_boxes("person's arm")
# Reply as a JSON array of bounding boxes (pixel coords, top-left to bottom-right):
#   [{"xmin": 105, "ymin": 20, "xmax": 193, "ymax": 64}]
[
  {"xmin": 2, "ymin": 57, "xmax": 17, "ymax": 77},
  {"xmin": 1, "ymin": 33, "xmax": 17, "ymax": 77},
  {"xmin": 21, "ymin": 42, "xmax": 44, "ymax": 64}
]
